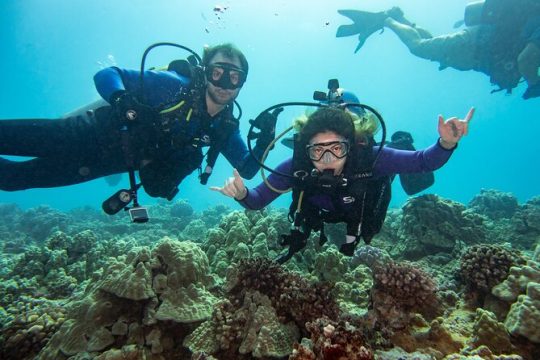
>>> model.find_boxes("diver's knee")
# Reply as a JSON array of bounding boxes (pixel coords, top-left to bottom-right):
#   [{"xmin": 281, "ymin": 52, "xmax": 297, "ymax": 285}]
[
  {"xmin": 142, "ymin": 182, "xmax": 178, "ymax": 200},
  {"xmin": 0, "ymin": 180, "xmax": 25, "ymax": 191}
]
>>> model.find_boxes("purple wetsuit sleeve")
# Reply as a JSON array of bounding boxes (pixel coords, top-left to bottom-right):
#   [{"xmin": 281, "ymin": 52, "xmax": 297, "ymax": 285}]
[
  {"xmin": 374, "ymin": 140, "xmax": 454, "ymax": 176},
  {"xmin": 237, "ymin": 158, "xmax": 294, "ymax": 210}
]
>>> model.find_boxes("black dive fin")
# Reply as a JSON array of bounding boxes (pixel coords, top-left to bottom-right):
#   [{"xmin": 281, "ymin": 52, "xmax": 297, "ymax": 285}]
[
  {"xmin": 399, "ymin": 172, "xmax": 435, "ymax": 195},
  {"xmin": 387, "ymin": 131, "xmax": 435, "ymax": 195},
  {"xmin": 336, "ymin": 9, "xmax": 388, "ymax": 52},
  {"xmin": 280, "ymin": 136, "xmax": 294, "ymax": 149}
]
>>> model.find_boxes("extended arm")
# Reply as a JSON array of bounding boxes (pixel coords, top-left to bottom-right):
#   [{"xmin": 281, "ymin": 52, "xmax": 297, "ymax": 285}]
[
  {"xmin": 375, "ymin": 107, "xmax": 474, "ymax": 176},
  {"xmin": 374, "ymin": 141, "xmax": 453, "ymax": 176},
  {"xmin": 211, "ymin": 158, "xmax": 293, "ymax": 210}
]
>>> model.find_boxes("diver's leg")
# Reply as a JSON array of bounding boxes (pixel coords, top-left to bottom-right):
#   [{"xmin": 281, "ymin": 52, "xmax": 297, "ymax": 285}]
[
  {"xmin": 0, "ymin": 113, "xmax": 104, "ymax": 157},
  {"xmin": 385, "ymin": 7, "xmax": 432, "ymax": 39},
  {"xmin": 384, "ymin": 18, "xmax": 427, "ymax": 51},
  {"xmin": 0, "ymin": 156, "xmax": 113, "ymax": 191},
  {"xmin": 385, "ymin": 18, "xmax": 480, "ymax": 71}
]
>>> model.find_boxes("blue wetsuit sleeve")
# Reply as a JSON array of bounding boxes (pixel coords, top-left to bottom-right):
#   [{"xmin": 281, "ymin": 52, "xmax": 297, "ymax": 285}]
[
  {"xmin": 221, "ymin": 129, "xmax": 263, "ymax": 179},
  {"xmin": 94, "ymin": 67, "xmax": 126, "ymax": 102},
  {"xmin": 237, "ymin": 158, "xmax": 293, "ymax": 210},
  {"xmin": 374, "ymin": 140, "xmax": 455, "ymax": 176},
  {"xmin": 94, "ymin": 67, "xmax": 190, "ymax": 106}
]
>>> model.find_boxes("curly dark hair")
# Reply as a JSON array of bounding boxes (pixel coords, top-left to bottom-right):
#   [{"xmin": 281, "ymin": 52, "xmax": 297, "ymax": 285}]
[
  {"xmin": 298, "ymin": 107, "xmax": 356, "ymax": 147},
  {"xmin": 201, "ymin": 43, "xmax": 249, "ymax": 75}
]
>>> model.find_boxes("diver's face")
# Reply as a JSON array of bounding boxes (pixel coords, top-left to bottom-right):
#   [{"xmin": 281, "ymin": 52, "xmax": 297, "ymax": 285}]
[
  {"xmin": 206, "ymin": 52, "xmax": 244, "ymax": 106},
  {"xmin": 308, "ymin": 131, "xmax": 348, "ymax": 175}
]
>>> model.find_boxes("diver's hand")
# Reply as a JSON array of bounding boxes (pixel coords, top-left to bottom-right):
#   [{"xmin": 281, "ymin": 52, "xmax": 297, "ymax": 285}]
[
  {"xmin": 438, "ymin": 107, "xmax": 474, "ymax": 149},
  {"xmin": 210, "ymin": 169, "xmax": 247, "ymax": 200},
  {"xmin": 249, "ymin": 107, "xmax": 284, "ymax": 146},
  {"xmin": 111, "ymin": 91, "xmax": 156, "ymax": 123}
]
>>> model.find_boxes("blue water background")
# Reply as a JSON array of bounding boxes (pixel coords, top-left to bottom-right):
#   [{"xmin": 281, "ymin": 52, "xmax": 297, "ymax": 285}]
[{"xmin": 0, "ymin": 0, "xmax": 538, "ymax": 214}]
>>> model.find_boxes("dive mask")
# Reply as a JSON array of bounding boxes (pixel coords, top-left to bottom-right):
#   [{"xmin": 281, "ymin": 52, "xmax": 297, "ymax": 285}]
[
  {"xmin": 306, "ymin": 140, "xmax": 349, "ymax": 163},
  {"xmin": 205, "ymin": 62, "xmax": 246, "ymax": 89}
]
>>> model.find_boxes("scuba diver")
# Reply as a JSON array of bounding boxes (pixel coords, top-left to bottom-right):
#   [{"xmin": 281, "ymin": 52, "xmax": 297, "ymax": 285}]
[
  {"xmin": 281, "ymin": 88, "xmax": 435, "ymax": 196},
  {"xmin": 336, "ymin": 1, "xmax": 540, "ymax": 99},
  {"xmin": 212, "ymin": 83, "xmax": 474, "ymax": 263},
  {"xmin": 0, "ymin": 43, "xmax": 279, "ymax": 221}
]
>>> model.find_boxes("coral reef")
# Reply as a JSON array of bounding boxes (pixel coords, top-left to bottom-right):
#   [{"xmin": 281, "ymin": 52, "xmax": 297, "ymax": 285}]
[
  {"xmin": 471, "ymin": 308, "xmax": 516, "ymax": 355},
  {"xmin": 459, "ymin": 244, "xmax": 524, "ymax": 296},
  {"xmin": 313, "ymin": 247, "xmax": 350, "ymax": 283},
  {"xmin": 2, "ymin": 191, "xmax": 540, "ymax": 359},
  {"xmin": 186, "ymin": 258, "xmax": 341, "ymax": 358},
  {"xmin": 0, "ymin": 230, "xmax": 130, "ymax": 305},
  {"xmin": 289, "ymin": 317, "xmax": 374, "ymax": 360},
  {"xmin": 492, "ymin": 261, "xmax": 540, "ymax": 303},
  {"xmin": 18, "ymin": 205, "xmax": 70, "ymax": 242},
  {"xmin": 371, "ymin": 261, "xmax": 439, "ymax": 328},
  {"xmin": 35, "ymin": 237, "xmax": 216, "ymax": 359},
  {"xmin": 351, "ymin": 245, "xmax": 392, "ymax": 270},
  {"xmin": 169, "ymin": 198, "xmax": 194, "ymax": 218},
  {"xmin": 227, "ymin": 258, "xmax": 339, "ymax": 329},
  {"xmin": 399, "ymin": 194, "xmax": 486, "ymax": 256},
  {"xmin": 504, "ymin": 282, "xmax": 540, "ymax": 343},
  {"xmin": 204, "ymin": 209, "xmax": 290, "ymax": 278},
  {"xmin": 468, "ymin": 189, "xmax": 519, "ymax": 220},
  {"xmin": 0, "ymin": 297, "xmax": 66, "ymax": 360},
  {"xmin": 334, "ymin": 265, "xmax": 373, "ymax": 317},
  {"xmin": 184, "ymin": 291, "xmax": 300, "ymax": 358},
  {"xmin": 512, "ymin": 196, "xmax": 540, "ymax": 234}
]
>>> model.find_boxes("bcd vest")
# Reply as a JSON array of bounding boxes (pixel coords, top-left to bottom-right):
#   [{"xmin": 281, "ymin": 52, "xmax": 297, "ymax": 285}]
[{"xmin": 288, "ymin": 137, "xmax": 392, "ymax": 246}]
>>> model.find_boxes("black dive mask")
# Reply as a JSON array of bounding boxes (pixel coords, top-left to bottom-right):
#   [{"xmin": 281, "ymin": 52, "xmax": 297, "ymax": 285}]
[{"xmin": 205, "ymin": 62, "xmax": 246, "ymax": 90}]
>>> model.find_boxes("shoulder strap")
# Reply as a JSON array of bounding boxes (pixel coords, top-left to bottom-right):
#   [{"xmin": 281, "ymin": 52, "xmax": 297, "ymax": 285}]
[{"xmin": 199, "ymin": 106, "xmax": 239, "ymax": 184}]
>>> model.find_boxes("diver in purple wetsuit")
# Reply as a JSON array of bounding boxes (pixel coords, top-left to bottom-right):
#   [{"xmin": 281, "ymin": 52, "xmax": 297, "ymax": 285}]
[{"xmin": 212, "ymin": 106, "xmax": 474, "ymax": 263}]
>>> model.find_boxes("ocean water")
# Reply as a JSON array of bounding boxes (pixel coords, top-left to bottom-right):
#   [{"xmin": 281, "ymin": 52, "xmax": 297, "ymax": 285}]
[
  {"xmin": 0, "ymin": 0, "xmax": 538, "ymax": 213},
  {"xmin": 2, "ymin": 2, "xmax": 540, "ymax": 359}
]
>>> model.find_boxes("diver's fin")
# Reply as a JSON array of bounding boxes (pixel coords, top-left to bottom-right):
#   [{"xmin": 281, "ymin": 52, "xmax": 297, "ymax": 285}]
[
  {"xmin": 399, "ymin": 172, "xmax": 435, "ymax": 195},
  {"xmin": 280, "ymin": 136, "xmax": 294, "ymax": 149},
  {"xmin": 386, "ymin": 131, "xmax": 435, "ymax": 195},
  {"xmin": 336, "ymin": 9, "xmax": 388, "ymax": 52}
]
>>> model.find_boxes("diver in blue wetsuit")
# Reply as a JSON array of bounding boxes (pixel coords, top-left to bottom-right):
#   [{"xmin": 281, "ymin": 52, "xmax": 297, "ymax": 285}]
[{"xmin": 0, "ymin": 43, "xmax": 279, "ymax": 203}]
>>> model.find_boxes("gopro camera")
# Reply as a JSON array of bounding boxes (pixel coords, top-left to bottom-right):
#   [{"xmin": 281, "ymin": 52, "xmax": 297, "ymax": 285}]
[
  {"xmin": 312, "ymin": 78, "xmax": 341, "ymax": 104},
  {"xmin": 326, "ymin": 79, "xmax": 341, "ymax": 104},
  {"xmin": 129, "ymin": 206, "xmax": 149, "ymax": 223}
]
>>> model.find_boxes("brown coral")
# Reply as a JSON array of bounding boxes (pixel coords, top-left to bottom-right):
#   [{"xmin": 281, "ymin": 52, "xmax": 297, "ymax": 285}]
[
  {"xmin": 227, "ymin": 258, "xmax": 339, "ymax": 329},
  {"xmin": 369, "ymin": 261, "xmax": 440, "ymax": 331},
  {"xmin": 184, "ymin": 291, "xmax": 300, "ymax": 359},
  {"xmin": 372, "ymin": 261, "xmax": 438, "ymax": 313},
  {"xmin": 459, "ymin": 244, "xmax": 524, "ymax": 295}
]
